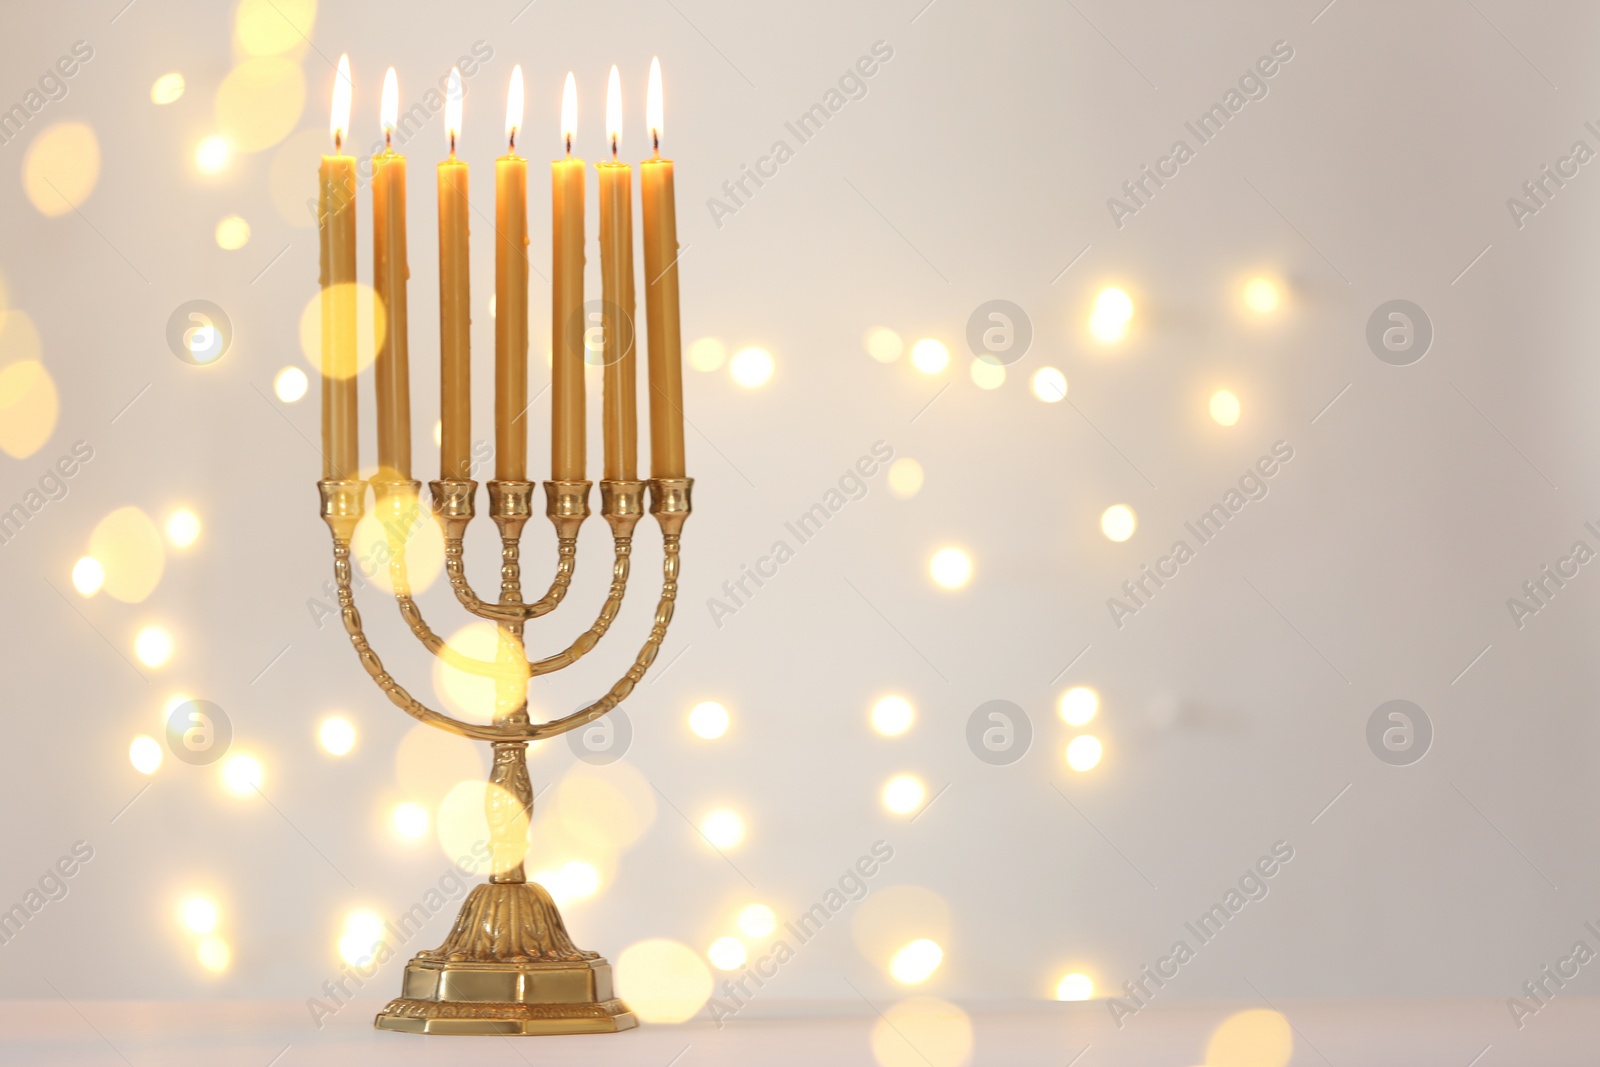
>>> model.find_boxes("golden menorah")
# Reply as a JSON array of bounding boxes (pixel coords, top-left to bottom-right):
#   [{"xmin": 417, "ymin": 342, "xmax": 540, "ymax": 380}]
[
  {"xmin": 312, "ymin": 57, "xmax": 691, "ymax": 1035},
  {"xmin": 319, "ymin": 472, "xmax": 687, "ymax": 1034}
]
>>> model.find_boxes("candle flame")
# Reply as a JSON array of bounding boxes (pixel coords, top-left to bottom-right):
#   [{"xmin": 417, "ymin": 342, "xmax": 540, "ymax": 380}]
[
  {"xmin": 330, "ymin": 54, "xmax": 352, "ymax": 150},
  {"xmin": 381, "ymin": 67, "xmax": 398, "ymax": 145},
  {"xmin": 506, "ymin": 65, "xmax": 524, "ymax": 150},
  {"xmin": 605, "ymin": 65, "xmax": 621, "ymax": 159},
  {"xmin": 561, "ymin": 72, "xmax": 577, "ymax": 156},
  {"xmin": 445, "ymin": 66, "xmax": 463, "ymax": 154},
  {"xmin": 647, "ymin": 57, "xmax": 663, "ymax": 155}
]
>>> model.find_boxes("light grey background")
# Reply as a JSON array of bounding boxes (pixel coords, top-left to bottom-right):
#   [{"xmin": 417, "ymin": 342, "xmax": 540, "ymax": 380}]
[{"xmin": 1, "ymin": 0, "xmax": 1597, "ymax": 1032}]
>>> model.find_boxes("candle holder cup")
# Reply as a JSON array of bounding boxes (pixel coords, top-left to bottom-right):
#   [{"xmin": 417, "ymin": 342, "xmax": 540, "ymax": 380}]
[{"xmin": 319, "ymin": 471, "xmax": 691, "ymax": 1034}]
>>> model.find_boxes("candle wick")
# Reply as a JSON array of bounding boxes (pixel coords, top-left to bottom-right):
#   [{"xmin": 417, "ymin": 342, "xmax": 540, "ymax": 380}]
[
  {"xmin": 652, "ymin": 130, "xmax": 659, "ymax": 156},
  {"xmin": 509, "ymin": 127, "xmax": 516, "ymax": 152},
  {"xmin": 565, "ymin": 133, "xmax": 572, "ymax": 157},
  {"xmin": 611, "ymin": 135, "xmax": 618, "ymax": 161},
  {"xmin": 449, "ymin": 131, "xmax": 456, "ymax": 157},
  {"xmin": 385, "ymin": 128, "xmax": 392, "ymax": 150},
  {"xmin": 334, "ymin": 131, "xmax": 342, "ymax": 153}
]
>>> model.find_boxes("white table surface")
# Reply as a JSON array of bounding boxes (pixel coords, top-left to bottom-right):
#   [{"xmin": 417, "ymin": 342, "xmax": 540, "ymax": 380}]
[{"xmin": 1, "ymin": 997, "xmax": 1594, "ymax": 1066}]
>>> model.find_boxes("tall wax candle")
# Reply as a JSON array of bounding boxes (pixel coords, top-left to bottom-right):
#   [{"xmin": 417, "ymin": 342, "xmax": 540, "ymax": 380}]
[
  {"xmin": 598, "ymin": 66, "xmax": 637, "ymax": 482},
  {"xmin": 494, "ymin": 66, "xmax": 529, "ymax": 482},
  {"xmin": 639, "ymin": 58, "xmax": 686, "ymax": 480},
  {"xmin": 320, "ymin": 54, "xmax": 358, "ymax": 481},
  {"xmin": 551, "ymin": 73, "xmax": 586, "ymax": 482},
  {"xmin": 372, "ymin": 67, "xmax": 412, "ymax": 480},
  {"xmin": 438, "ymin": 68, "xmax": 472, "ymax": 481}
]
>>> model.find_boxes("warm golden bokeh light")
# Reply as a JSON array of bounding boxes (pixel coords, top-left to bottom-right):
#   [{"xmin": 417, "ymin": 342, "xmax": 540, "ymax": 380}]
[
  {"xmin": 1066, "ymin": 735, "xmax": 1103, "ymax": 772},
  {"xmin": 614, "ymin": 939, "xmax": 713, "ymax": 1023},
  {"xmin": 216, "ymin": 57, "xmax": 305, "ymax": 153},
  {"xmin": 215, "ymin": 215, "xmax": 251, "ymax": 250},
  {"xmin": 395, "ymin": 723, "xmax": 486, "ymax": 811},
  {"xmin": 528, "ymin": 859, "xmax": 601, "ymax": 907},
  {"xmin": 134, "ymin": 625, "xmax": 174, "ymax": 668},
  {"xmin": 1242, "ymin": 276, "xmax": 1282, "ymax": 315},
  {"xmin": 1059, "ymin": 687, "xmax": 1098, "ymax": 727},
  {"xmin": 687, "ymin": 337, "xmax": 726, "ymax": 371},
  {"xmin": 688, "ymin": 701, "xmax": 729, "ymax": 739},
  {"xmin": 196, "ymin": 936, "xmax": 232, "ymax": 974},
  {"xmin": 89, "ymin": 507, "xmax": 165, "ymax": 603},
  {"xmin": 1205, "ymin": 1008, "xmax": 1294, "ymax": 1067},
  {"xmin": 1089, "ymin": 286, "xmax": 1134, "ymax": 343},
  {"xmin": 909, "ymin": 338, "xmax": 949, "ymax": 374},
  {"xmin": 438, "ymin": 780, "xmax": 528, "ymax": 877},
  {"xmin": 699, "ymin": 808, "xmax": 745, "ymax": 850},
  {"xmin": 268, "ymin": 128, "xmax": 324, "ymax": 226},
  {"xmin": 235, "ymin": 0, "xmax": 317, "ymax": 57},
  {"xmin": 1210, "ymin": 389, "xmax": 1242, "ymax": 427},
  {"xmin": 867, "ymin": 327, "xmax": 904, "ymax": 364},
  {"xmin": 353, "ymin": 486, "xmax": 446, "ymax": 595},
  {"xmin": 889, "ymin": 938, "xmax": 944, "ymax": 984},
  {"xmin": 729, "ymin": 346, "xmax": 774, "ymax": 388},
  {"xmin": 150, "ymin": 72, "xmax": 186, "ymax": 105},
  {"xmin": 887, "ymin": 458, "xmax": 924, "ymax": 500},
  {"xmin": 0, "ymin": 360, "xmax": 59, "ymax": 458},
  {"xmin": 129, "ymin": 735, "xmax": 162, "ymax": 775},
  {"xmin": 274, "ymin": 366, "xmax": 308, "ymax": 402},
  {"xmin": 298, "ymin": 282, "xmax": 386, "ymax": 380},
  {"xmin": 338, "ymin": 909, "xmax": 384, "ymax": 966},
  {"xmin": 928, "ymin": 547, "xmax": 972, "ymax": 590},
  {"xmin": 870, "ymin": 997, "xmax": 972, "ymax": 1067},
  {"xmin": 195, "ymin": 135, "xmax": 232, "ymax": 174},
  {"xmin": 165, "ymin": 508, "xmax": 201, "ymax": 549},
  {"xmin": 318, "ymin": 715, "xmax": 355, "ymax": 756},
  {"xmin": 852, "ymin": 885, "xmax": 952, "ymax": 970},
  {"xmin": 180, "ymin": 896, "xmax": 219, "ymax": 935},
  {"xmin": 1055, "ymin": 972, "xmax": 1095, "ymax": 1001},
  {"xmin": 23, "ymin": 122, "xmax": 100, "ymax": 217},
  {"xmin": 969, "ymin": 358, "xmax": 1005, "ymax": 389},
  {"xmin": 708, "ymin": 936, "xmax": 746, "ymax": 971},
  {"xmin": 1100, "ymin": 504, "xmax": 1136, "ymax": 543},
  {"xmin": 0, "ymin": 308, "xmax": 40, "ymax": 364},
  {"xmin": 221, "ymin": 753, "xmax": 264, "ymax": 795},
  {"xmin": 1030, "ymin": 366, "xmax": 1068, "ymax": 403},
  {"xmin": 552, "ymin": 762, "xmax": 658, "ymax": 851},
  {"xmin": 72, "ymin": 556, "xmax": 104, "ymax": 597},
  {"xmin": 882, "ymin": 774, "xmax": 927, "ymax": 816},
  {"xmin": 871, "ymin": 695, "xmax": 915, "ymax": 737},
  {"xmin": 738, "ymin": 903, "xmax": 777, "ymax": 939},
  {"xmin": 391, "ymin": 801, "xmax": 429, "ymax": 840},
  {"xmin": 433, "ymin": 620, "xmax": 528, "ymax": 723}
]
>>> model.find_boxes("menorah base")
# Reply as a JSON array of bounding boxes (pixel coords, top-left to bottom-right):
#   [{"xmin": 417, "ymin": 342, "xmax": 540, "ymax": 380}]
[{"xmin": 374, "ymin": 882, "xmax": 638, "ymax": 1035}]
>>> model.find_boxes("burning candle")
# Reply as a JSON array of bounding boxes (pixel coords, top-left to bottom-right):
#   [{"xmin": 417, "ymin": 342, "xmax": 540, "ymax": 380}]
[
  {"xmin": 438, "ymin": 68, "xmax": 471, "ymax": 481},
  {"xmin": 551, "ymin": 73, "xmax": 586, "ymax": 483},
  {"xmin": 597, "ymin": 65, "xmax": 637, "ymax": 481},
  {"xmin": 495, "ymin": 66, "xmax": 529, "ymax": 482},
  {"xmin": 319, "ymin": 54, "xmax": 358, "ymax": 481},
  {"xmin": 373, "ymin": 67, "xmax": 412, "ymax": 480},
  {"xmin": 640, "ymin": 57, "xmax": 685, "ymax": 480}
]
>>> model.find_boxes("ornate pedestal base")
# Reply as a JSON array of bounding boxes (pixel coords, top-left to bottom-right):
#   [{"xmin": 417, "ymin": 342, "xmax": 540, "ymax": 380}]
[{"xmin": 374, "ymin": 882, "xmax": 638, "ymax": 1036}]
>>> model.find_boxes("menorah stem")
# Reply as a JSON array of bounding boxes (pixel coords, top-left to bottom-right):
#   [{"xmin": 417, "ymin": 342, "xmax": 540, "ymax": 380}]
[{"xmin": 487, "ymin": 741, "xmax": 533, "ymax": 884}]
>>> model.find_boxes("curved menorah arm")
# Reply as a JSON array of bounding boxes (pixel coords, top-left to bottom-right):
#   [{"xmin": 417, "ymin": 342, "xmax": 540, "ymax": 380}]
[
  {"xmin": 370, "ymin": 480, "xmax": 520, "ymax": 682},
  {"xmin": 521, "ymin": 479, "xmax": 690, "ymax": 740},
  {"xmin": 433, "ymin": 480, "xmax": 589, "ymax": 623},
  {"xmin": 320, "ymin": 477, "xmax": 692, "ymax": 745},
  {"xmin": 527, "ymin": 480, "xmax": 646, "ymax": 677}
]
